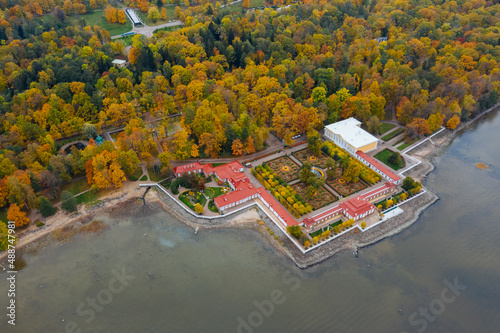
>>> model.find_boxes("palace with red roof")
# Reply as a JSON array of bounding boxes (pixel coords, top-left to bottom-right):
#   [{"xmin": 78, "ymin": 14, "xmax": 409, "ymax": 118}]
[{"xmin": 173, "ymin": 161, "xmax": 297, "ymax": 227}]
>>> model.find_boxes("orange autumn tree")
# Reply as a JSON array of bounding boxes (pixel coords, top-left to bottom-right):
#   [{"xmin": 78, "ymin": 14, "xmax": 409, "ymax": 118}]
[
  {"xmin": 447, "ymin": 115, "xmax": 460, "ymax": 130},
  {"xmin": 117, "ymin": 10, "xmax": 127, "ymax": 24},
  {"xmin": 231, "ymin": 139, "xmax": 244, "ymax": 156},
  {"xmin": 7, "ymin": 203, "xmax": 30, "ymax": 227},
  {"xmin": 245, "ymin": 136, "xmax": 256, "ymax": 154},
  {"xmin": 86, "ymin": 150, "xmax": 126, "ymax": 189},
  {"xmin": 105, "ymin": 6, "xmax": 118, "ymax": 23}
]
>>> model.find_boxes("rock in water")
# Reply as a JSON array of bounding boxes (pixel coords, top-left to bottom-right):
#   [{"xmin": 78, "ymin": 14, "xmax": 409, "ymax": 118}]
[{"xmin": 476, "ymin": 162, "xmax": 488, "ymax": 169}]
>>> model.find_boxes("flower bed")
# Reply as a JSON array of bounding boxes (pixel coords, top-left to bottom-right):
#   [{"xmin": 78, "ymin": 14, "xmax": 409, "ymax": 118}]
[
  {"xmin": 265, "ymin": 156, "xmax": 300, "ymax": 182},
  {"xmin": 292, "ymin": 149, "xmax": 330, "ymax": 168},
  {"xmin": 326, "ymin": 167, "xmax": 367, "ymax": 197},
  {"xmin": 252, "ymin": 165, "xmax": 311, "ymax": 218},
  {"xmin": 291, "ymin": 182, "xmax": 337, "ymax": 210}
]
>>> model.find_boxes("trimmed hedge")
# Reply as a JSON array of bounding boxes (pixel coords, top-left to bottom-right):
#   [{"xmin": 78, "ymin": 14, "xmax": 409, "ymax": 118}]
[
  {"xmin": 252, "ymin": 166, "xmax": 312, "ymax": 218},
  {"xmin": 171, "ymin": 177, "xmax": 189, "ymax": 195}
]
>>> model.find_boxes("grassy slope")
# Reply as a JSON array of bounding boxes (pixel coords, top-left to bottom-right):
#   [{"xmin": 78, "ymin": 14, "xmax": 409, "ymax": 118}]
[{"xmin": 63, "ymin": 10, "xmax": 132, "ymax": 35}]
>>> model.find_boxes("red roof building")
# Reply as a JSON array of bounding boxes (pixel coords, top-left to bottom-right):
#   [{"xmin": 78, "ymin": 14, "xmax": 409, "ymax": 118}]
[
  {"xmin": 339, "ymin": 195, "xmax": 376, "ymax": 220},
  {"xmin": 174, "ymin": 161, "xmax": 246, "ymax": 190},
  {"xmin": 257, "ymin": 189, "xmax": 297, "ymax": 226},
  {"xmin": 356, "ymin": 150, "xmax": 402, "ymax": 184},
  {"xmin": 173, "ymin": 162, "xmax": 204, "ymax": 176},
  {"xmin": 361, "ymin": 182, "xmax": 397, "ymax": 202}
]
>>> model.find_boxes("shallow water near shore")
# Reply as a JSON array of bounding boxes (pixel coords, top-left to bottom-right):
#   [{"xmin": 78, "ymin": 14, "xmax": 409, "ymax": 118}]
[{"xmin": 1, "ymin": 111, "xmax": 500, "ymax": 333}]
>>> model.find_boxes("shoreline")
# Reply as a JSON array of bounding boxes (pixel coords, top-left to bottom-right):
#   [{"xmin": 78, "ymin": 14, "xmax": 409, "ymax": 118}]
[{"xmin": 1, "ymin": 104, "xmax": 499, "ymax": 266}]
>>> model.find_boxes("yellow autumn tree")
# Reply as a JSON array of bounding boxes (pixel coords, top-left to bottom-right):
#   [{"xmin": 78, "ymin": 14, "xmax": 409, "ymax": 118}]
[
  {"xmin": 446, "ymin": 114, "xmax": 460, "ymax": 130},
  {"xmin": 194, "ymin": 203, "xmax": 204, "ymax": 214},
  {"xmin": 117, "ymin": 10, "xmax": 127, "ymax": 24},
  {"xmin": 109, "ymin": 163, "xmax": 126, "ymax": 188},
  {"xmin": 87, "ymin": 150, "xmax": 127, "ymax": 189},
  {"xmin": 7, "ymin": 203, "xmax": 30, "ymax": 228}
]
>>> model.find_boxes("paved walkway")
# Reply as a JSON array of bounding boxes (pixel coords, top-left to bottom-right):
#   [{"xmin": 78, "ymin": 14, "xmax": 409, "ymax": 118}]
[
  {"xmin": 59, "ymin": 140, "xmax": 88, "ymax": 152},
  {"xmin": 171, "ymin": 132, "xmax": 288, "ymax": 167},
  {"xmin": 111, "ymin": 19, "xmax": 184, "ymax": 39}
]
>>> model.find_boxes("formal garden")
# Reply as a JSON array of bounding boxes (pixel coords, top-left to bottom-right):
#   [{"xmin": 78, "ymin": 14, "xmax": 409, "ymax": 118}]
[
  {"xmin": 292, "ymin": 149, "xmax": 329, "ymax": 168},
  {"xmin": 326, "ymin": 167, "xmax": 367, "ymax": 197},
  {"xmin": 265, "ymin": 156, "xmax": 300, "ymax": 182},
  {"xmin": 291, "ymin": 182, "xmax": 337, "ymax": 210},
  {"xmin": 179, "ymin": 190, "xmax": 207, "ymax": 212},
  {"xmin": 166, "ymin": 172, "xmax": 232, "ymax": 214},
  {"xmin": 252, "ymin": 165, "xmax": 312, "ymax": 218}
]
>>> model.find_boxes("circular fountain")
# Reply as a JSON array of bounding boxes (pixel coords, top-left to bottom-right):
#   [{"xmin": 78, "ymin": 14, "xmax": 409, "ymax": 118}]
[{"xmin": 311, "ymin": 167, "xmax": 324, "ymax": 180}]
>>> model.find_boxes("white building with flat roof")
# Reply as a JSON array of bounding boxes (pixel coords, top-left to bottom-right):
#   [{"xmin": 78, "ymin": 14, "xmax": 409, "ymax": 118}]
[{"xmin": 324, "ymin": 117, "xmax": 379, "ymax": 154}]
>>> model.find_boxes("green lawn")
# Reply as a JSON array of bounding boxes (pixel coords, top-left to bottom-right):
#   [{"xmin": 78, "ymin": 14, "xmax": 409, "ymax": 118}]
[
  {"xmin": 114, "ymin": 34, "xmax": 135, "ymax": 46},
  {"xmin": 147, "ymin": 167, "xmax": 164, "ymax": 182},
  {"xmin": 153, "ymin": 25, "xmax": 181, "ymax": 34},
  {"xmin": 379, "ymin": 123, "xmax": 396, "ymax": 135},
  {"xmin": 179, "ymin": 190, "xmax": 207, "ymax": 211},
  {"xmin": 128, "ymin": 167, "xmax": 143, "ymax": 181},
  {"xmin": 61, "ymin": 178, "xmax": 91, "ymax": 196},
  {"xmin": 67, "ymin": 10, "xmax": 132, "ymax": 35},
  {"xmin": 397, "ymin": 138, "xmax": 420, "ymax": 151},
  {"xmin": 160, "ymin": 179, "xmax": 172, "ymax": 188},
  {"xmin": 139, "ymin": 175, "xmax": 148, "ymax": 181},
  {"xmin": 211, "ymin": 162, "xmax": 226, "ymax": 167},
  {"xmin": 381, "ymin": 128, "xmax": 405, "ymax": 141},
  {"xmin": 250, "ymin": 0, "xmax": 266, "ymax": 6},
  {"xmin": 374, "ymin": 148, "xmax": 406, "ymax": 170},
  {"xmin": 392, "ymin": 138, "xmax": 404, "ymax": 146},
  {"xmin": 75, "ymin": 190, "xmax": 100, "ymax": 205},
  {"xmin": 204, "ymin": 187, "xmax": 226, "ymax": 199}
]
